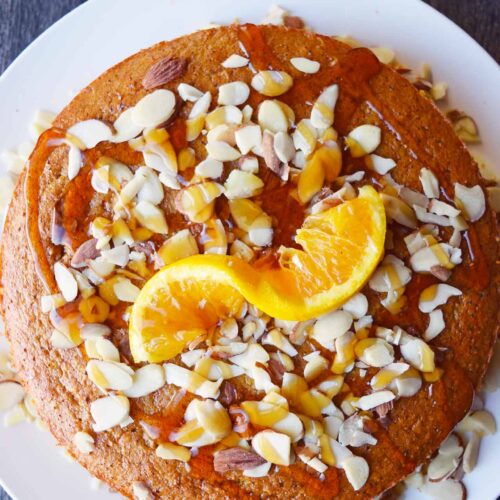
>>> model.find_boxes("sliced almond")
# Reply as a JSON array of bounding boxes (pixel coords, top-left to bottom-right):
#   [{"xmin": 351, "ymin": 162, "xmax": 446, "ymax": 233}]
[
  {"xmin": 421, "ymin": 479, "xmax": 465, "ymax": 500},
  {"xmin": 251, "ymin": 71, "xmax": 293, "ymax": 97},
  {"xmin": 195, "ymin": 158, "xmax": 223, "ymax": 179},
  {"xmin": 355, "ymin": 338, "xmax": 394, "ymax": 368},
  {"xmin": 454, "ymin": 183, "xmax": 485, "ymax": 222},
  {"xmin": 311, "ymin": 310, "xmax": 353, "ymax": 350},
  {"xmin": 238, "ymin": 156, "xmax": 259, "ymax": 174},
  {"xmin": 429, "ymin": 199, "xmax": 460, "ymax": 217},
  {"xmin": 293, "ymin": 119, "xmax": 317, "ymax": 157},
  {"xmin": 54, "ymin": 262, "xmax": 78, "ymax": 302},
  {"xmin": 252, "ymin": 430, "xmax": 291, "ymax": 465},
  {"xmin": 222, "ymin": 54, "xmax": 249, "ymax": 68},
  {"xmin": 419, "ymin": 284, "xmax": 462, "ymax": 313},
  {"xmin": 86, "ymin": 360, "xmax": 134, "ymax": 391},
  {"xmin": 380, "ymin": 193, "xmax": 417, "ymax": 228},
  {"xmin": 131, "ymin": 89, "xmax": 176, "ymax": 128},
  {"xmin": 156, "ymin": 442, "xmax": 191, "ymax": 462},
  {"xmin": 90, "ymin": 394, "xmax": 130, "ymax": 432},
  {"xmin": 274, "ymin": 131, "xmax": 295, "ymax": 164},
  {"xmin": 132, "ymin": 482, "xmax": 154, "ymax": 500},
  {"xmin": 67, "ymin": 143, "xmax": 83, "ymax": 180},
  {"xmin": 428, "ymin": 434, "xmax": 463, "ymax": 481},
  {"xmin": 178, "ymin": 83, "xmax": 203, "ymax": 102},
  {"xmin": 311, "ymin": 84, "xmax": 338, "ymax": 129},
  {"xmin": 134, "ymin": 201, "xmax": 169, "ymax": 234},
  {"xmin": 214, "ymin": 447, "xmax": 266, "ymax": 472},
  {"xmin": 365, "ymin": 154, "xmax": 396, "ymax": 174},
  {"xmin": 243, "ymin": 461, "xmax": 272, "ymax": 477},
  {"xmin": 354, "ymin": 390, "xmax": 395, "ymax": 411},
  {"xmin": 424, "ymin": 309, "xmax": 445, "ymax": 341},
  {"xmin": 136, "ymin": 166, "xmax": 164, "ymax": 205},
  {"xmin": 419, "ymin": 167, "xmax": 440, "ymax": 198},
  {"xmin": 224, "ymin": 170, "xmax": 263, "ymax": 199},
  {"xmin": 164, "ymin": 363, "xmax": 222, "ymax": 398},
  {"xmin": 110, "ymin": 108, "xmax": 144, "ymax": 143},
  {"xmin": 73, "ymin": 431, "xmax": 95, "ymax": 454},
  {"xmin": 218, "ymin": 81, "xmax": 250, "ymax": 106},
  {"xmin": 67, "ymin": 120, "xmax": 113, "ymax": 149},
  {"xmin": 290, "ymin": 57, "xmax": 320, "ymax": 74},
  {"xmin": 462, "ymin": 433, "xmax": 480, "ymax": 474},
  {"xmin": 456, "ymin": 410, "xmax": 496, "ymax": 436},
  {"xmin": 447, "ymin": 110, "xmax": 480, "ymax": 144},
  {"xmin": 343, "ymin": 455, "xmax": 369, "ymax": 491},
  {"xmin": 124, "ymin": 364, "xmax": 165, "ymax": 398},
  {"xmin": 346, "ymin": 125, "xmax": 381, "ymax": 157},
  {"xmin": 369, "ymin": 47, "xmax": 395, "ymax": 65},
  {"xmin": 0, "ymin": 380, "xmax": 25, "ymax": 413},
  {"xmin": 113, "ymin": 277, "xmax": 141, "ymax": 303},
  {"xmin": 400, "ymin": 338, "xmax": 435, "ymax": 372},
  {"xmin": 338, "ymin": 414, "xmax": 377, "ymax": 447},
  {"xmin": 206, "ymin": 141, "xmax": 241, "ymax": 162},
  {"xmin": 235, "ymin": 124, "xmax": 263, "ymax": 154},
  {"xmin": 342, "ymin": 293, "xmax": 368, "ymax": 319}
]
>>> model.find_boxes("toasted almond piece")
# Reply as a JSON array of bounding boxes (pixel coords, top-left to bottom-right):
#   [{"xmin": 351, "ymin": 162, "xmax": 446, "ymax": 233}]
[
  {"xmin": 178, "ymin": 83, "xmax": 203, "ymax": 102},
  {"xmin": 193, "ymin": 399, "xmax": 232, "ymax": 439},
  {"xmin": 447, "ymin": 111, "xmax": 480, "ymax": 143},
  {"xmin": 86, "ymin": 360, "xmax": 134, "ymax": 391},
  {"xmin": 132, "ymin": 482, "xmax": 154, "ymax": 500},
  {"xmin": 365, "ymin": 154, "xmax": 396, "ymax": 174},
  {"xmin": 424, "ymin": 309, "xmax": 445, "ymax": 341},
  {"xmin": 369, "ymin": 47, "xmax": 395, "ymax": 65},
  {"xmin": 207, "ymin": 123, "xmax": 238, "ymax": 145},
  {"xmin": 206, "ymin": 105, "xmax": 243, "ymax": 129},
  {"xmin": 222, "ymin": 54, "xmax": 249, "ymax": 68},
  {"xmin": 343, "ymin": 455, "xmax": 369, "ymax": 491},
  {"xmin": 243, "ymin": 461, "xmax": 272, "ymax": 477},
  {"xmin": 156, "ymin": 442, "xmax": 191, "ymax": 462},
  {"xmin": 164, "ymin": 363, "xmax": 222, "ymax": 398},
  {"xmin": 218, "ymin": 81, "xmax": 250, "ymax": 106},
  {"xmin": 124, "ymin": 364, "xmax": 165, "ymax": 398},
  {"xmin": 136, "ymin": 166, "xmax": 164, "ymax": 205},
  {"xmin": 51, "ymin": 328, "xmax": 80, "ymax": 349},
  {"xmin": 206, "ymin": 141, "xmax": 241, "ymax": 162},
  {"xmin": 91, "ymin": 164, "xmax": 110, "ymax": 194},
  {"xmin": 110, "ymin": 108, "xmax": 144, "ymax": 143},
  {"xmin": 290, "ymin": 57, "xmax": 320, "ymax": 73},
  {"xmin": 142, "ymin": 57, "xmax": 187, "ymax": 89},
  {"xmin": 419, "ymin": 167, "xmax": 440, "ymax": 198},
  {"xmin": 0, "ymin": 380, "xmax": 25, "ymax": 413},
  {"xmin": 431, "ymin": 82, "xmax": 448, "ymax": 101},
  {"xmin": 342, "ymin": 293, "xmax": 368, "ymax": 319},
  {"xmin": 73, "ymin": 431, "xmax": 95, "ymax": 454},
  {"xmin": 370, "ymin": 362, "xmax": 409, "ymax": 390},
  {"xmin": 354, "ymin": 390, "xmax": 395, "ymax": 411},
  {"xmin": 346, "ymin": 125, "xmax": 381, "ymax": 157},
  {"xmin": 189, "ymin": 91, "xmax": 211, "ymax": 119},
  {"xmin": 230, "ymin": 343, "xmax": 269, "ymax": 370},
  {"xmin": 355, "ymin": 338, "xmax": 394, "ymax": 368},
  {"xmin": 311, "ymin": 84, "xmax": 339, "ymax": 129},
  {"xmin": 131, "ymin": 89, "xmax": 176, "ymax": 128},
  {"xmin": 293, "ymin": 119, "xmax": 317, "ymax": 157},
  {"xmin": 67, "ymin": 143, "xmax": 83, "ymax": 180},
  {"xmin": 134, "ymin": 201, "xmax": 169, "ymax": 234},
  {"xmin": 67, "ymin": 120, "xmax": 113, "ymax": 149},
  {"xmin": 380, "ymin": 193, "xmax": 417, "ymax": 228},
  {"xmin": 238, "ymin": 156, "xmax": 259, "ymax": 173},
  {"xmin": 230, "ymin": 239, "xmax": 255, "ymax": 262},
  {"xmin": 195, "ymin": 158, "xmax": 223, "ymax": 179},
  {"xmin": 274, "ymin": 131, "xmax": 295, "ymax": 164},
  {"xmin": 456, "ymin": 410, "xmax": 496, "ymax": 436},
  {"xmin": 311, "ymin": 310, "xmax": 353, "ymax": 350},
  {"xmin": 338, "ymin": 415, "xmax": 376, "ymax": 447},
  {"xmin": 399, "ymin": 186, "xmax": 430, "ymax": 208},
  {"xmin": 90, "ymin": 394, "xmax": 130, "ymax": 432},
  {"xmin": 454, "ymin": 183, "xmax": 485, "ymax": 222},
  {"xmin": 235, "ymin": 124, "xmax": 263, "ymax": 154},
  {"xmin": 251, "ymin": 71, "xmax": 293, "ymax": 97},
  {"xmin": 80, "ymin": 323, "xmax": 111, "ymax": 340},
  {"xmin": 428, "ymin": 434, "xmax": 463, "ymax": 481},
  {"xmin": 258, "ymin": 100, "xmax": 289, "ymax": 133},
  {"xmin": 224, "ymin": 170, "xmax": 263, "ymax": 199},
  {"xmin": 54, "ymin": 262, "xmax": 78, "ymax": 302},
  {"xmin": 420, "ymin": 479, "xmax": 465, "ymax": 500},
  {"xmin": 429, "ymin": 199, "xmax": 460, "ymax": 217},
  {"xmin": 369, "ymin": 255, "xmax": 412, "ymax": 293},
  {"xmin": 419, "ymin": 284, "xmax": 462, "ymax": 313},
  {"xmin": 400, "ymin": 338, "xmax": 435, "ymax": 372},
  {"xmin": 462, "ymin": 433, "xmax": 480, "ymax": 474},
  {"xmin": 113, "ymin": 277, "xmax": 141, "ymax": 303},
  {"xmin": 252, "ymin": 430, "xmax": 291, "ymax": 465},
  {"xmin": 101, "ymin": 244, "xmax": 130, "ymax": 267}
]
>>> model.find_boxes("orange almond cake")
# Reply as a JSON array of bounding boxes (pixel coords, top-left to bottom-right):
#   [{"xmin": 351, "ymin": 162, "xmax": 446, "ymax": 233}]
[{"xmin": 0, "ymin": 22, "xmax": 498, "ymax": 499}]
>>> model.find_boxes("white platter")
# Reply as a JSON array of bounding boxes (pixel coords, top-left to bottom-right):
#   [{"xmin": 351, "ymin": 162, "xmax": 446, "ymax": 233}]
[{"xmin": 0, "ymin": 0, "xmax": 498, "ymax": 499}]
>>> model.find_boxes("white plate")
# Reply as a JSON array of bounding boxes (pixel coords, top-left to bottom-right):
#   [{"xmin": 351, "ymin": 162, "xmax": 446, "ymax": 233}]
[{"xmin": 0, "ymin": 0, "xmax": 498, "ymax": 499}]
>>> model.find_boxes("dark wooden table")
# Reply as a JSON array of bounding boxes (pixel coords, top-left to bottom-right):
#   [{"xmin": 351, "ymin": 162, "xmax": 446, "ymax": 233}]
[{"xmin": 0, "ymin": 1, "xmax": 498, "ymax": 499}]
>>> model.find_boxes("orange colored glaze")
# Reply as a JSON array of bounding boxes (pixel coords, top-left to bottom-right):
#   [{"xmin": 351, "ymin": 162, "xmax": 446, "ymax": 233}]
[
  {"xmin": 168, "ymin": 118, "xmax": 187, "ymax": 151},
  {"xmin": 459, "ymin": 228, "xmax": 489, "ymax": 290}
]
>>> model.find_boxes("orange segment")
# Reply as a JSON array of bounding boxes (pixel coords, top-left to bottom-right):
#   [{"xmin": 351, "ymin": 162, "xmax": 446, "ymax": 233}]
[{"xmin": 129, "ymin": 186, "xmax": 385, "ymax": 362}]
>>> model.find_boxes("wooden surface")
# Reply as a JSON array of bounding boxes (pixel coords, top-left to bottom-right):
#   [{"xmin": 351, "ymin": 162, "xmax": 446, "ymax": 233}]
[{"xmin": 0, "ymin": 1, "xmax": 498, "ymax": 499}]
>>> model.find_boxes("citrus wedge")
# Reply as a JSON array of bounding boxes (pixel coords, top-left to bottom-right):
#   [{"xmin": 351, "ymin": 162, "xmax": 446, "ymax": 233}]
[{"xmin": 129, "ymin": 185, "xmax": 385, "ymax": 362}]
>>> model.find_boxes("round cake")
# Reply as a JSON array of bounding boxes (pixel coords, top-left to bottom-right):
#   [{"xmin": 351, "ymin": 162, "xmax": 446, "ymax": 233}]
[{"xmin": 1, "ymin": 24, "xmax": 498, "ymax": 499}]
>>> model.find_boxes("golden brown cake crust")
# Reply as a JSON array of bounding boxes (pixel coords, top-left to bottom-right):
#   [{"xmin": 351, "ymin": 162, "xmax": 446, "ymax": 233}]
[{"xmin": 1, "ymin": 25, "xmax": 498, "ymax": 499}]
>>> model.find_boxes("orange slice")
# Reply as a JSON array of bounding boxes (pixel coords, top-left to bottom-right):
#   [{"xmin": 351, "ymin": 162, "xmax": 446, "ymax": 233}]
[{"xmin": 129, "ymin": 186, "xmax": 385, "ymax": 362}]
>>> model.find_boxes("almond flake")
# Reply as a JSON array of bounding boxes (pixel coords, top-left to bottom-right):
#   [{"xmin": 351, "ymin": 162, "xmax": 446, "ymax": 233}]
[
  {"xmin": 419, "ymin": 168, "xmax": 440, "ymax": 198},
  {"xmin": 67, "ymin": 120, "xmax": 113, "ymax": 149},
  {"xmin": 110, "ymin": 108, "xmax": 144, "ymax": 143},
  {"xmin": 222, "ymin": 54, "xmax": 249, "ymax": 68},
  {"xmin": 243, "ymin": 461, "xmax": 272, "ymax": 477},
  {"xmin": 420, "ymin": 479, "xmax": 465, "ymax": 500},
  {"xmin": 195, "ymin": 158, "xmax": 223, "ymax": 180},
  {"xmin": 274, "ymin": 131, "xmax": 294, "ymax": 164},
  {"xmin": 0, "ymin": 380, "xmax": 25, "ymax": 412},
  {"xmin": 73, "ymin": 431, "xmax": 95, "ymax": 454},
  {"xmin": 290, "ymin": 57, "xmax": 320, "ymax": 74},
  {"xmin": 164, "ymin": 363, "xmax": 222, "ymax": 398},
  {"xmin": 113, "ymin": 277, "xmax": 141, "ymax": 302},
  {"xmin": 214, "ymin": 447, "xmax": 266, "ymax": 472},
  {"xmin": 132, "ymin": 89, "xmax": 176, "ymax": 128},
  {"xmin": 342, "ymin": 293, "xmax": 368, "ymax": 319},
  {"xmin": 456, "ymin": 410, "xmax": 496, "ymax": 436},
  {"xmin": 251, "ymin": 71, "xmax": 293, "ymax": 97},
  {"xmin": 346, "ymin": 125, "xmax": 381, "ymax": 157},
  {"xmin": 124, "ymin": 364, "xmax": 165, "ymax": 398},
  {"xmin": 156, "ymin": 442, "xmax": 191, "ymax": 462},
  {"xmin": 224, "ymin": 170, "xmax": 263, "ymax": 199},
  {"xmin": 462, "ymin": 433, "xmax": 480, "ymax": 473},
  {"xmin": 427, "ymin": 434, "xmax": 463, "ymax": 481},
  {"xmin": 312, "ymin": 310, "xmax": 353, "ymax": 350},
  {"xmin": 235, "ymin": 124, "xmax": 263, "ymax": 154},
  {"xmin": 238, "ymin": 156, "xmax": 259, "ymax": 173},
  {"xmin": 133, "ymin": 201, "xmax": 169, "ymax": 234},
  {"xmin": 132, "ymin": 482, "xmax": 154, "ymax": 500},
  {"xmin": 218, "ymin": 81, "xmax": 250, "ymax": 106},
  {"xmin": 206, "ymin": 141, "xmax": 241, "ymax": 162},
  {"xmin": 178, "ymin": 83, "xmax": 203, "ymax": 102},
  {"xmin": 252, "ymin": 430, "xmax": 291, "ymax": 465},
  {"xmin": 343, "ymin": 455, "xmax": 369, "ymax": 491},
  {"xmin": 311, "ymin": 84, "xmax": 338, "ymax": 129},
  {"xmin": 293, "ymin": 119, "xmax": 317, "ymax": 157},
  {"xmin": 354, "ymin": 390, "xmax": 395, "ymax": 411},
  {"xmin": 429, "ymin": 199, "xmax": 460, "ymax": 217},
  {"xmin": 90, "ymin": 394, "xmax": 130, "ymax": 432},
  {"xmin": 365, "ymin": 154, "xmax": 396, "ymax": 174},
  {"xmin": 454, "ymin": 183, "xmax": 485, "ymax": 222},
  {"xmin": 424, "ymin": 309, "xmax": 445, "ymax": 341},
  {"xmin": 86, "ymin": 360, "xmax": 134, "ymax": 391},
  {"xmin": 142, "ymin": 57, "xmax": 187, "ymax": 90},
  {"xmin": 400, "ymin": 338, "xmax": 435, "ymax": 372},
  {"xmin": 258, "ymin": 100, "xmax": 289, "ymax": 133},
  {"xmin": 67, "ymin": 143, "xmax": 83, "ymax": 180},
  {"xmin": 54, "ymin": 262, "xmax": 78, "ymax": 301},
  {"xmin": 369, "ymin": 47, "xmax": 395, "ymax": 65},
  {"xmin": 419, "ymin": 284, "xmax": 461, "ymax": 313}
]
